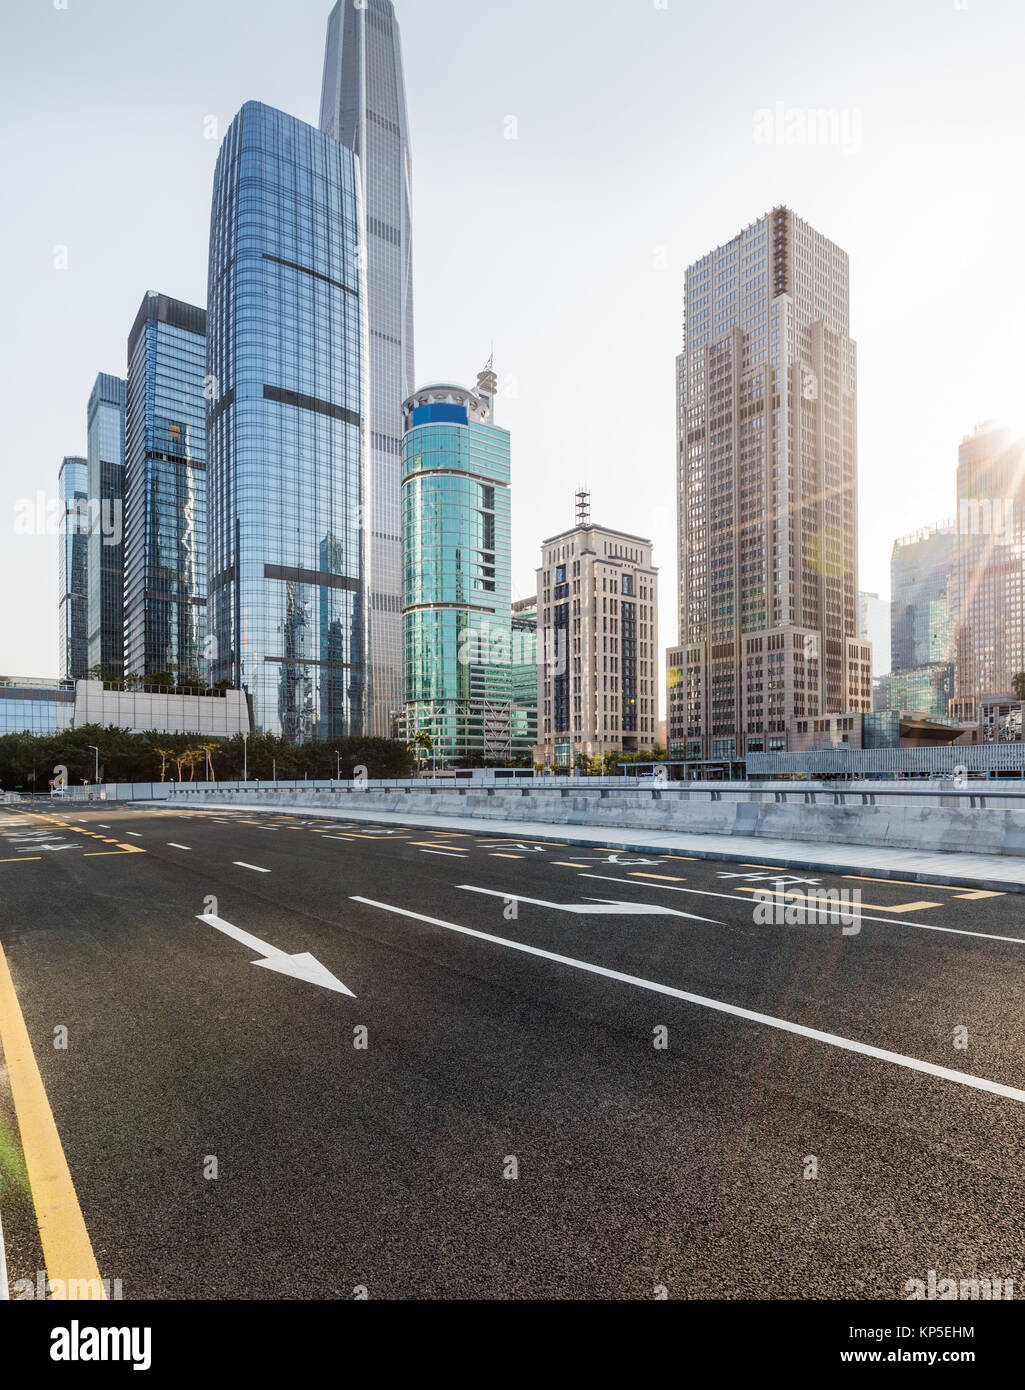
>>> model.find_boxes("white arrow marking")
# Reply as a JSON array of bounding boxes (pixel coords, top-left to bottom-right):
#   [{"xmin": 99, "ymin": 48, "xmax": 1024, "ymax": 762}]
[
  {"xmin": 195, "ymin": 914, "xmax": 355, "ymax": 997},
  {"xmin": 457, "ymin": 885, "xmax": 722, "ymax": 923}
]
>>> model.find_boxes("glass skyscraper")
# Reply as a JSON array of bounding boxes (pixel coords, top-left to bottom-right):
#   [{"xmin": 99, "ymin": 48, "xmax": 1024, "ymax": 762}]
[
  {"xmin": 206, "ymin": 102, "xmax": 367, "ymax": 742},
  {"xmin": 86, "ymin": 372, "xmax": 126, "ymax": 678},
  {"xmin": 402, "ymin": 371, "xmax": 517, "ymax": 764},
  {"xmin": 124, "ymin": 293, "xmax": 208, "ymax": 684},
  {"xmin": 320, "ymin": 0, "xmax": 415, "ymax": 737},
  {"xmin": 58, "ymin": 456, "xmax": 89, "ymax": 681}
]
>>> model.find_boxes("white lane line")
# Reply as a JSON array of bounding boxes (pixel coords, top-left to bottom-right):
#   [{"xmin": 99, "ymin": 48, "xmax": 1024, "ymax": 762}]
[
  {"xmin": 167, "ymin": 843, "xmax": 192, "ymax": 851},
  {"xmin": 579, "ymin": 875, "xmax": 1025, "ymax": 946},
  {"xmin": 419, "ymin": 849, "xmax": 468, "ymax": 858},
  {"xmin": 351, "ymin": 896, "xmax": 1025, "ymax": 1106},
  {"xmin": 323, "ymin": 835, "xmax": 356, "ymax": 842},
  {"xmin": 0, "ymin": 1210, "xmax": 8, "ymax": 1300},
  {"xmin": 126, "ymin": 832, "xmax": 142, "ymax": 838},
  {"xmin": 233, "ymin": 862, "xmax": 271, "ymax": 873}
]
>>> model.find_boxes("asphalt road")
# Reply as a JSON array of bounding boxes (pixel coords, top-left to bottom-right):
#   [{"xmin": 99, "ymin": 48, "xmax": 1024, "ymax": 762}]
[{"xmin": 1, "ymin": 801, "xmax": 1024, "ymax": 1300}]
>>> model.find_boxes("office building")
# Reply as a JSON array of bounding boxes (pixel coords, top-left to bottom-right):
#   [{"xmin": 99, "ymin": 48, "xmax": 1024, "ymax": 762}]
[
  {"xmin": 86, "ymin": 372, "xmax": 126, "ymax": 678},
  {"xmin": 858, "ymin": 591, "xmax": 890, "ymax": 677},
  {"xmin": 320, "ymin": 0, "xmax": 415, "ymax": 736},
  {"xmin": 673, "ymin": 207, "xmax": 868, "ymax": 761},
  {"xmin": 537, "ymin": 498, "xmax": 659, "ymax": 770},
  {"xmin": 401, "ymin": 370, "xmax": 516, "ymax": 765},
  {"xmin": 123, "ymin": 293, "xmax": 208, "ymax": 684},
  {"xmin": 206, "ymin": 102, "xmax": 367, "ymax": 742},
  {"xmin": 890, "ymin": 520, "xmax": 955, "ymax": 672},
  {"xmin": 950, "ymin": 424, "xmax": 1025, "ymax": 722},
  {"xmin": 58, "ymin": 456, "xmax": 89, "ymax": 681}
]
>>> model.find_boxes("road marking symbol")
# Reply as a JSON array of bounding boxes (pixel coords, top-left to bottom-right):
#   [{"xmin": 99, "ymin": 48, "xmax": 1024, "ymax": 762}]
[
  {"xmin": 195, "ymin": 915, "xmax": 354, "ymax": 996},
  {"xmin": 351, "ymin": 898, "xmax": 1025, "ymax": 1105}
]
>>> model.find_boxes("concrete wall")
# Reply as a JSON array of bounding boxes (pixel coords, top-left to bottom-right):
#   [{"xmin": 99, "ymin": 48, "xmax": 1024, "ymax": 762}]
[{"xmin": 168, "ymin": 783, "xmax": 1025, "ymax": 858}]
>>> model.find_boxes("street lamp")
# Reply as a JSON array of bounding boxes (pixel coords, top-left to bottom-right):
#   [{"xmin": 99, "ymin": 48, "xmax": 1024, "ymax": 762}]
[
  {"xmin": 242, "ymin": 732, "xmax": 248, "ymax": 782},
  {"xmin": 336, "ymin": 751, "xmax": 342, "ymax": 781},
  {"xmin": 87, "ymin": 745, "xmax": 99, "ymax": 785}
]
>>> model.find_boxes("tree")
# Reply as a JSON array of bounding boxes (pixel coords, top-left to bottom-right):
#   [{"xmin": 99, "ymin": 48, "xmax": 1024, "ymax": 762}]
[
  {"xmin": 407, "ymin": 730, "xmax": 433, "ymax": 773},
  {"xmin": 1012, "ymin": 673, "xmax": 1025, "ymax": 703},
  {"xmin": 199, "ymin": 743, "xmax": 217, "ymax": 782},
  {"xmin": 154, "ymin": 747, "xmax": 174, "ymax": 782}
]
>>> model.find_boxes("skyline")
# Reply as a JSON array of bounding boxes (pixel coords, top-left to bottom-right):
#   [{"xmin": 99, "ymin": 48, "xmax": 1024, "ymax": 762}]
[{"xmin": 4, "ymin": 0, "xmax": 1025, "ymax": 681}]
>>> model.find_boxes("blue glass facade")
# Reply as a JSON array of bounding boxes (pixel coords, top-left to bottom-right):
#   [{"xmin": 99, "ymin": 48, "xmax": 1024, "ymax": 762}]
[
  {"xmin": 320, "ymin": 0, "xmax": 415, "ymax": 736},
  {"xmin": 0, "ymin": 685, "xmax": 75, "ymax": 737},
  {"xmin": 402, "ymin": 377, "xmax": 518, "ymax": 763},
  {"xmin": 86, "ymin": 373, "xmax": 126, "ymax": 678},
  {"xmin": 124, "ymin": 294, "xmax": 208, "ymax": 683},
  {"xmin": 58, "ymin": 456, "xmax": 89, "ymax": 680},
  {"xmin": 207, "ymin": 103, "xmax": 367, "ymax": 742}
]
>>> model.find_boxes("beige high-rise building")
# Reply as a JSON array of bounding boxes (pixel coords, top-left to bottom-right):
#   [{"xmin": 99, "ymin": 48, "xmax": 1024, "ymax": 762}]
[
  {"xmin": 671, "ymin": 206, "xmax": 870, "ymax": 761},
  {"xmin": 536, "ymin": 502, "xmax": 658, "ymax": 770},
  {"xmin": 949, "ymin": 423, "xmax": 1025, "ymax": 722}
]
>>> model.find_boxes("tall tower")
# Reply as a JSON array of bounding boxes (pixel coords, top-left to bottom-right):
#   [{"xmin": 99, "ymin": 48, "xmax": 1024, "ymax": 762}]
[
  {"xmin": 207, "ymin": 102, "xmax": 367, "ymax": 742},
  {"xmin": 86, "ymin": 372, "xmax": 126, "ymax": 679},
  {"xmin": 320, "ymin": 0, "xmax": 415, "ymax": 737},
  {"xmin": 124, "ymin": 292, "xmax": 208, "ymax": 684},
  {"xmin": 673, "ymin": 207, "xmax": 867, "ymax": 761}
]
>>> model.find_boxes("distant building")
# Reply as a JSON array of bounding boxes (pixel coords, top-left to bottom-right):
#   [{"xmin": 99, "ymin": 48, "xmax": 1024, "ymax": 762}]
[
  {"xmin": 511, "ymin": 597, "xmax": 539, "ymax": 761},
  {"xmin": 886, "ymin": 662, "xmax": 955, "ymax": 719},
  {"xmin": 890, "ymin": 520, "xmax": 955, "ymax": 672},
  {"xmin": 123, "ymin": 293, "xmax": 208, "ymax": 684},
  {"xmin": 858, "ymin": 591, "xmax": 890, "ymax": 677},
  {"xmin": 0, "ymin": 678, "xmax": 249, "ymax": 740},
  {"xmin": 537, "ymin": 500, "xmax": 658, "ymax": 770},
  {"xmin": 85, "ymin": 373, "xmax": 126, "ymax": 678},
  {"xmin": 950, "ymin": 424, "xmax": 1025, "ymax": 721},
  {"xmin": 58, "ymin": 456, "xmax": 89, "ymax": 681},
  {"xmin": 401, "ymin": 371, "xmax": 516, "ymax": 765}
]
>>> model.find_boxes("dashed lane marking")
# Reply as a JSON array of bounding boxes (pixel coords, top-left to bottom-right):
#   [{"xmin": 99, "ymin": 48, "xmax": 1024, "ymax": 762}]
[{"xmin": 233, "ymin": 862, "xmax": 271, "ymax": 873}]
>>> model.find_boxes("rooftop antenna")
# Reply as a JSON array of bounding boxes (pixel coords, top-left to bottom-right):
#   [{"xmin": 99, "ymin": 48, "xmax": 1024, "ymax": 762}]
[{"xmin": 576, "ymin": 487, "xmax": 591, "ymax": 527}]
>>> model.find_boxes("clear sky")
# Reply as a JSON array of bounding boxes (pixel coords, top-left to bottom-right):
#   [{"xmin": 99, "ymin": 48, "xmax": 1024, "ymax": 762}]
[{"xmin": 2, "ymin": 0, "xmax": 1024, "ymax": 682}]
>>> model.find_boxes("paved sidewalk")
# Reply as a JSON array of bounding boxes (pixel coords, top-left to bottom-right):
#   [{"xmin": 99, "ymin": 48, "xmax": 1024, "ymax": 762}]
[{"xmin": 177, "ymin": 800, "xmax": 1025, "ymax": 894}]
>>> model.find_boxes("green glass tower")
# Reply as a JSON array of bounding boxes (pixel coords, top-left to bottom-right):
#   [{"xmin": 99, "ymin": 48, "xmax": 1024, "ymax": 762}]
[{"xmin": 401, "ymin": 369, "xmax": 518, "ymax": 765}]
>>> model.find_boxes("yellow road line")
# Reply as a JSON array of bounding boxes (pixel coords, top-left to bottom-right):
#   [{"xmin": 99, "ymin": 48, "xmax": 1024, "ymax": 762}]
[
  {"xmin": 0, "ymin": 857, "xmax": 42, "ymax": 863},
  {"xmin": 0, "ymin": 943, "xmax": 104, "ymax": 1299},
  {"xmin": 629, "ymin": 872, "xmax": 687, "ymax": 882},
  {"xmin": 734, "ymin": 886, "xmax": 941, "ymax": 913},
  {"xmin": 552, "ymin": 861, "xmax": 591, "ymax": 868},
  {"xmin": 842, "ymin": 874, "xmax": 1002, "ymax": 901},
  {"xmin": 489, "ymin": 853, "xmax": 524, "ymax": 859}
]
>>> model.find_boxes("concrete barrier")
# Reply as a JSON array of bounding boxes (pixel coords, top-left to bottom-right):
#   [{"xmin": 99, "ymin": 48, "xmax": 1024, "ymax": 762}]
[{"xmin": 167, "ymin": 784, "xmax": 1025, "ymax": 858}]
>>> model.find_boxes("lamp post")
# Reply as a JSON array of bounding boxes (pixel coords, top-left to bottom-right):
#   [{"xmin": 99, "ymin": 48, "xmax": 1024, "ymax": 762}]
[
  {"xmin": 242, "ymin": 732, "xmax": 248, "ymax": 782},
  {"xmin": 336, "ymin": 751, "xmax": 342, "ymax": 781},
  {"xmin": 87, "ymin": 745, "xmax": 99, "ymax": 786}
]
